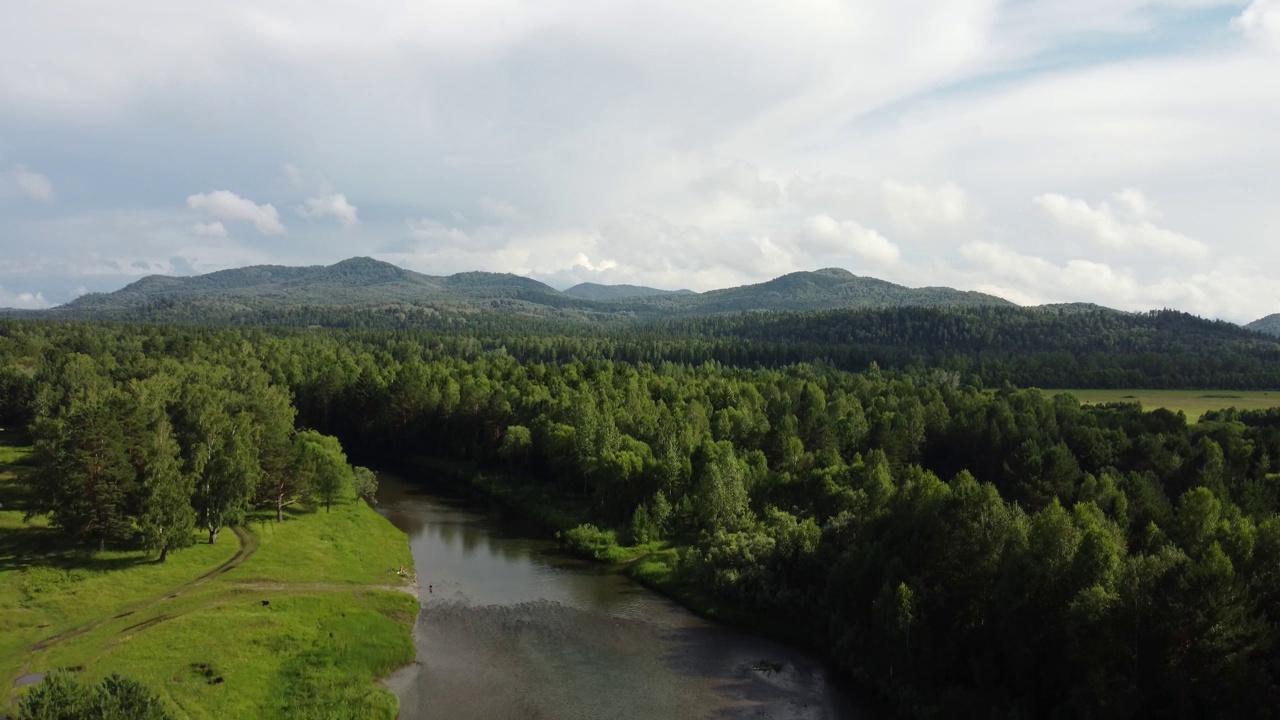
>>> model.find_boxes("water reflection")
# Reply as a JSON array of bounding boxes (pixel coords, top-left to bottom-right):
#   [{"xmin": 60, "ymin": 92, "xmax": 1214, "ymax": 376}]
[{"xmin": 377, "ymin": 473, "xmax": 876, "ymax": 720}]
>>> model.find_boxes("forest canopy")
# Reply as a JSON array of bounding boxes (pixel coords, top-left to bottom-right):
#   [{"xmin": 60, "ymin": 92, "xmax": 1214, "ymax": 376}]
[{"xmin": 3, "ymin": 318, "xmax": 1280, "ymax": 718}]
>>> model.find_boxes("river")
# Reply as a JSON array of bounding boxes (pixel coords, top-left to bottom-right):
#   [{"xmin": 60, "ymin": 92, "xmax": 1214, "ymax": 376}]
[{"xmin": 375, "ymin": 473, "xmax": 882, "ymax": 720}]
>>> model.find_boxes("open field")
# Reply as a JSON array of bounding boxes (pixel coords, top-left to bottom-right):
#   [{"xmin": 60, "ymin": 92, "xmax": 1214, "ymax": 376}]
[
  {"xmin": 0, "ymin": 428, "xmax": 417, "ymax": 719},
  {"xmin": 1042, "ymin": 389, "xmax": 1280, "ymax": 420}
]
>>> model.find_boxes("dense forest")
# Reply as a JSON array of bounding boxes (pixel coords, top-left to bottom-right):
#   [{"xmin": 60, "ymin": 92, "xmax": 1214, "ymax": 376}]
[
  {"xmin": 3, "ymin": 324, "xmax": 371, "ymax": 559},
  {"xmin": 4, "ymin": 318, "xmax": 1280, "ymax": 717},
  {"xmin": 20, "ymin": 302, "xmax": 1280, "ymax": 390}
]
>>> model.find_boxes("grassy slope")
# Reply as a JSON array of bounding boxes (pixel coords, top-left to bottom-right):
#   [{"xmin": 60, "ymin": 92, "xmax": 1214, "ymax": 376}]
[
  {"xmin": 1043, "ymin": 389, "xmax": 1280, "ymax": 419},
  {"xmin": 0, "ymin": 430, "xmax": 417, "ymax": 719}
]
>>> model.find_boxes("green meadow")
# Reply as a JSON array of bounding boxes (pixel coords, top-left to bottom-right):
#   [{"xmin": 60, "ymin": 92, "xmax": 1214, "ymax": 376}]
[
  {"xmin": 0, "ymin": 429, "xmax": 417, "ymax": 719},
  {"xmin": 1042, "ymin": 389, "xmax": 1280, "ymax": 420}
]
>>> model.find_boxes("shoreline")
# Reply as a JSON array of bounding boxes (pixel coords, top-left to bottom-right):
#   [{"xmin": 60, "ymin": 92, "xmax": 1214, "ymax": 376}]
[{"xmin": 396, "ymin": 455, "xmax": 895, "ymax": 717}]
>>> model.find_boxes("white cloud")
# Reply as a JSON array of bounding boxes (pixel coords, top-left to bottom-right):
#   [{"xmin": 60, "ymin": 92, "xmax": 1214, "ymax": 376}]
[
  {"xmin": 569, "ymin": 252, "xmax": 617, "ymax": 273},
  {"xmin": 881, "ymin": 180, "xmax": 975, "ymax": 237},
  {"xmin": 1034, "ymin": 189, "xmax": 1209, "ymax": 259},
  {"xmin": 186, "ymin": 191, "xmax": 285, "ymax": 235},
  {"xmin": 192, "ymin": 221, "xmax": 227, "ymax": 237},
  {"xmin": 1233, "ymin": 0, "xmax": 1280, "ymax": 45},
  {"xmin": 0, "ymin": 284, "xmax": 51, "ymax": 309},
  {"xmin": 959, "ymin": 240, "xmax": 1280, "ymax": 320},
  {"xmin": 2, "ymin": 0, "xmax": 1279, "ymax": 322},
  {"xmin": 799, "ymin": 215, "xmax": 901, "ymax": 265},
  {"xmin": 297, "ymin": 193, "xmax": 359, "ymax": 227},
  {"xmin": 11, "ymin": 165, "xmax": 54, "ymax": 203}
]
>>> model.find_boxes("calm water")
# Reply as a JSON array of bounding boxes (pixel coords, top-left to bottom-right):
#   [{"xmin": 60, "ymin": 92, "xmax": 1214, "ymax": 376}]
[{"xmin": 376, "ymin": 474, "xmax": 880, "ymax": 720}]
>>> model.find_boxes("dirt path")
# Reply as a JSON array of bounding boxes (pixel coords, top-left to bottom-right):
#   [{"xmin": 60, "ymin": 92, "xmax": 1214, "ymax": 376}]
[
  {"xmin": 236, "ymin": 579, "xmax": 419, "ymax": 600},
  {"xmin": 27, "ymin": 526, "xmax": 258, "ymax": 654}
]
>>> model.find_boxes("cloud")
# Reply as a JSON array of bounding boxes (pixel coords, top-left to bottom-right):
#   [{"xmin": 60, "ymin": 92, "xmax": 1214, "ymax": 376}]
[
  {"xmin": 192, "ymin": 221, "xmax": 227, "ymax": 237},
  {"xmin": 479, "ymin": 196, "xmax": 523, "ymax": 222},
  {"xmin": 694, "ymin": 161, "xmax": 781, "ymax": 209},
  {"xmin": 1034, "ymin": 189, "xmax": 1209, "ymax": 259},
  {"xmin": 408, "ymin": 218, "xmax": 469, "ymax": 244},
  {"xmin": 2, "ymin": 0, "xmax": 1279, "ymax": 322},
  {"xmin": 1233, "ymin": 0, "xmax": 1280, "ymax": 45},
  {"xmin": 786, "ymin": 174, "xmax": 869, "ymax": 216},
  {"xmin": 959, "ymin": 241, "xmax": 1280, "ymax": 320},
  {"xmin": 284, "ymin": 163, "xmax": 306, "ymax": 189},
  {"xmin": 10, "ymin": 165, "xmax": 54, "ymax": 203},
  {"xmin": 0, "ymin": 284, "xmax": 51, "ymax": 309},
  {"xmin": 799, "ymin": 215, "xmax": 901, "ymax": 265},
  {"xmin": 297, "ymin": 193, "xmax": 359, "ymax": 227},
  {"xmin": 186, "ymin": 191, "xmax": 285, "ymax": 235},
  {"xmin": 881, "ymin": 180, "xmax": 974, "ymax": 237}
]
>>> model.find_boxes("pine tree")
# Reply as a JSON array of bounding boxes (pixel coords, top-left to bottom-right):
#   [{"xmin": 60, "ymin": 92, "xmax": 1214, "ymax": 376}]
[{"xmin": 137, "ymin": 417, "xmax": 196, "ymax": 561}]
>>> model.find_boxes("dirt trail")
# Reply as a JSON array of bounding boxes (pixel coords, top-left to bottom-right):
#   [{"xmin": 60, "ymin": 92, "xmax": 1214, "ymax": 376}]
[
  {"xmin": 27, "ymin": 526, "xmax": 258, "ymax": 653},
  {"xmin": 22, "ymin": 527, "xmax": 411, "ymax": 663}
]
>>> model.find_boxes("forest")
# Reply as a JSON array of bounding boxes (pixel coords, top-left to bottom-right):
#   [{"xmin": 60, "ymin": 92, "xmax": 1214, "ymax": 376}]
[{"xmin": 3, "ymin": 317, "xmax": 1280, "ymax": 718}]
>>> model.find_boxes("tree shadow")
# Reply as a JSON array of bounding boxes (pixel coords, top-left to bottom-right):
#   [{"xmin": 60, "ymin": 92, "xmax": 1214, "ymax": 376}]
[
  {"xmin": 0, "ymin": 431, "xmax": 154, "ymax": 577},
  {"xmin": 657, "ymin": 622, "xmax": 883, "ymax": 720},
  {"xmin": 0, "ymin": 524, "xmax": 155, "ymax": 575},
  {"xmin": 0, "ymin": 468, "xmax": 33, "ymax": 510}
]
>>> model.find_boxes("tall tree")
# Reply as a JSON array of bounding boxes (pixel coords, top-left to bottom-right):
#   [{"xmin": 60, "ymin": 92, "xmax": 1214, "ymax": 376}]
[
  {"xmin": 136, "ymin": 416, "xmax": 196, "ymax": 561},
  {"xmin": 30, "ymin": 392, "xmax": 136, "ymax": 552},
  {"xmin": 296, "ymin": 430, "xmax": 352, "ymax": 513}
]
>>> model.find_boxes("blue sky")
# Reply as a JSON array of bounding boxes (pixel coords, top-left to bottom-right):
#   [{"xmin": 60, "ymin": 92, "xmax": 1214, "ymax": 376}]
[{"xmin": 2, "ymin": 0, "xmax": 1278, "ymax": 321}]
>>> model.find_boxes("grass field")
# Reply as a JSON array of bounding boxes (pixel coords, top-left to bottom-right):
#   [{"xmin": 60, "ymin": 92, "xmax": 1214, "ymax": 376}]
[
  {"xmin": 1042, "ymin": 389, "xmax": 1280, "ymax": 420},
  {"xmin": 0, "ymin": 428, "xmax": 417, "ymax": 719}
]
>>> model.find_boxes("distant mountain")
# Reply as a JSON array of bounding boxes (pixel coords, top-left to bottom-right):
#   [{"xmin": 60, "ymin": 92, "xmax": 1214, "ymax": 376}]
[
  {"xmin": 676, "ymin": 268, "xmax": 1014, "ymax": 313},
  {"xmin": 15, "ymin": 258, "xmax": 1017, "ymax": 324},
  {"xmin": 562, "ymin": 283, "xmax": 693, "ymax": 301},
  {"xmin": 58, "ymin": 257, "xmax": 570, "ymax": 315},
  {"xmin": 1249, "ymin": 314, "xmax": 1280, "ymax": 336},
  {"xmin": 1039, "ymin": 302, "xmax": 1127, "ymax": 314}
]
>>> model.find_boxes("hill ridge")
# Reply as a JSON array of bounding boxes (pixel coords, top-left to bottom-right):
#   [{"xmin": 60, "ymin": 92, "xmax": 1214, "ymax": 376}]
[
  {"xmin": 1248, "ymin": 313, "xmax": 1280, "ymax": 337},
  {"xmin": 25, "ymin": 257, "xmax": 1019, "ymax": 321}
]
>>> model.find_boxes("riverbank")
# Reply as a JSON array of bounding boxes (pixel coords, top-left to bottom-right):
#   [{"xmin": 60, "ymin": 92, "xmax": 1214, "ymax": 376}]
[
  {"xmin": 1, "ymin": 429, "xmax": 418, "ymax": 719},
  {"xmin": 403, "ymin": 456, "xmax": 869, "ymax": 703}
]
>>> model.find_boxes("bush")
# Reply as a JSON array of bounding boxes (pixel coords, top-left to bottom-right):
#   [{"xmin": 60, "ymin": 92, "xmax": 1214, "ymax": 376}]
[
  {"xmin": 18, "ymin": 671, "xmax": 174, "ymax": 720},
  {"xmin": 353, "ymin": 466, "xmax": 379, "ymax": 506},
  {"xmin": 562, "ymin": 523, "xmax": 620, "ymax": 561}
]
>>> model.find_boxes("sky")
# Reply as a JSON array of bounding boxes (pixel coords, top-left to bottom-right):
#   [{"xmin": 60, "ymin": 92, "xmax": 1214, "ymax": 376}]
[{"xmin": 2, "ymin": 0, "xmax": 1278, "ymax": 322}]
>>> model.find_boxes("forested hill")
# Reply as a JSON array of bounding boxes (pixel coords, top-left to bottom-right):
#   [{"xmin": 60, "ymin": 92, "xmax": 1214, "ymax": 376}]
[
  {"xmin": 673, "ymin": 267, "xmax": 1012, "ymax": 313},
  {"xmin": 53, "ymin": 257, "xmax": 575, "ymax": 314},
  {"xmin": 10, "ymin": 257, "xmax": 1015, "ymax": 322},
  {"xmin": 647, "ymin": 306, "xmax": 1280, "ymax": 388},
  {"xmin": 1249, "ymin": 313, "xmax": 1280, "ymax": 336},
  {"xmin": 561, "ymin": 282, "xmax": 694, "ymax": 300}
]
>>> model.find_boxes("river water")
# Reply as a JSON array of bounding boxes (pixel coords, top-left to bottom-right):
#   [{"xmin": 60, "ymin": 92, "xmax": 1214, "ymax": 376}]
[{"xmin": 376, "ymin": 474, "xmax": 880, "ymax": 720}]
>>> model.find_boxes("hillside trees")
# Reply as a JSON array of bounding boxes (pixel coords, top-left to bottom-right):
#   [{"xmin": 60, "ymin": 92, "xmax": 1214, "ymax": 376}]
[{"xmin": 16, "ymin": 343, "xmax": 359, "ymax": 554}]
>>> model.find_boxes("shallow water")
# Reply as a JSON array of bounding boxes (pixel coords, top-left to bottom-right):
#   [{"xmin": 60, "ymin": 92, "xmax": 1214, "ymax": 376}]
[{"xmin": 376, "ymin": 475, "xmax": 879, "ymax": 720}]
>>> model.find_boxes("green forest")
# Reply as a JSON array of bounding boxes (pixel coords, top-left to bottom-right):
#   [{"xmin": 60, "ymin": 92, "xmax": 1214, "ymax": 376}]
[{"xmin": 4, "ymin": 317, "xmax": 1280, "ymax": 717}]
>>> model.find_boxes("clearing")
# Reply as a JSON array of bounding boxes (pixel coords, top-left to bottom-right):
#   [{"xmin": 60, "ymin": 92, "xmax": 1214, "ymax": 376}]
[
  {"xmin": 0, "ymin": 428, "xmax": 417, "ymax": 719},
  {"xmin": 1041, "ymin": 389, "xmax": 1280, "ymax": 420}
]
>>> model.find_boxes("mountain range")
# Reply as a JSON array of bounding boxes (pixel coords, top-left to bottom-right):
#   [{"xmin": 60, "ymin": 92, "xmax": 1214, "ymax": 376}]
[
  {"xmin": 6, "ymin": 257, "xmax": 1278, "ymax": 334},
  {"xmin": 21, "ymin": 257, "xmax": 1014, "ymax": 321}
]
